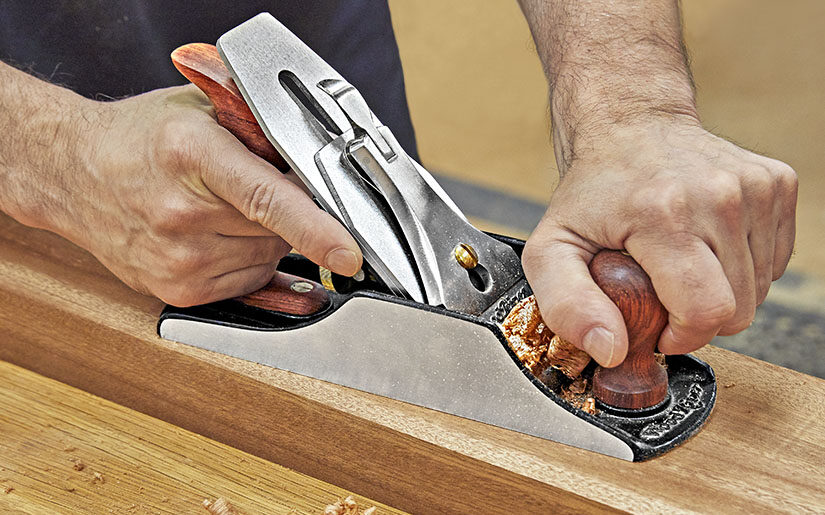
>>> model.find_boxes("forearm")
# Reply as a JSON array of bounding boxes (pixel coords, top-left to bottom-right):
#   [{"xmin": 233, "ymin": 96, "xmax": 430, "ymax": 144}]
[
  {"xmin": 517, "ymin": 0, "xmax": 698, "ymax": 172},
  {"xmin": 0, "ymin": 61, "xmax": 98, "ymax": 236}
]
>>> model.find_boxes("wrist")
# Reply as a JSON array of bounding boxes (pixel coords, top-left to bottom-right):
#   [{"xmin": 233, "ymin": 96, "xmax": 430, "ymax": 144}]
[
  {"xmin": 550, "ymin": 74, "xmax": 699, "ymax": 175},
  {"xmin": 0, "ymin": 64, "xmax": 102, "ymax": 239}
]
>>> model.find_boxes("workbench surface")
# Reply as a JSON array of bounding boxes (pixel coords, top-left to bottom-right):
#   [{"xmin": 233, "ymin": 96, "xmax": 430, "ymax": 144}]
[
  {"xmin": 1, "ymin": 213, "xmax": 824, "ymax": 514},
  {"xmin": 0, "ymin": 361, "xmax": 401, "ymax": 514}
]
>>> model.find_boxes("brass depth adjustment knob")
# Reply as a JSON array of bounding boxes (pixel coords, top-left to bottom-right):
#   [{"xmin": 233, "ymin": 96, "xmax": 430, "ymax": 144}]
[{"xmin": 589, "ymin": 250, "xmax": 669, "ymax": 410}]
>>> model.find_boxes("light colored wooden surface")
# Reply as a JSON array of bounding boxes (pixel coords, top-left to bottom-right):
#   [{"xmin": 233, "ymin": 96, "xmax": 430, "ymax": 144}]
[
  {"xmin": 2, "ymin": 213, "xmax": 825, "ymax": 514},
  {"xmin": 0, "ymin": 360, "xmax": 402, "ymax": 515}
]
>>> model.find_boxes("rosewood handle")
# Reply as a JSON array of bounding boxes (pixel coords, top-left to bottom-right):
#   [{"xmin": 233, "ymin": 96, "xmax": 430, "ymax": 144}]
[
  {"xmin": 236, "ymin": 272, "xmax": 330, "ymax": 317},
  {"xmin": 172, "ymin": 44, "xmax": 329, "ymax": 316},
  {"xmin": 171, "ymin": 43, "xmax": 288, "ymax": 171},
  {"xmin": 590, "ymin": 250, "xmax": 669, "ymax": 409}
]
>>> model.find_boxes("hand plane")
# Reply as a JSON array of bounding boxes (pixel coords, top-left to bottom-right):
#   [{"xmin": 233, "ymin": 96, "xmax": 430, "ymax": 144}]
[{"xmin": 158, "ymin": 13, "xmax": 716, "ymax": 461}]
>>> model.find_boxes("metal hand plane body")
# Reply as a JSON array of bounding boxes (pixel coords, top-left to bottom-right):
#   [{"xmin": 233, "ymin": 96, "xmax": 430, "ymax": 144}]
[
  {"xmin": 159, "ymin": 13, "xmax": 716, "ymax": 461},
  {"xmin": 214, "ymin": 13, "xmax": 522, "ymax": 314}
]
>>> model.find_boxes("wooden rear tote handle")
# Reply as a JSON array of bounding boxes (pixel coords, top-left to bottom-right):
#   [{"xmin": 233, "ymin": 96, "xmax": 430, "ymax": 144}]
[
  {"xmin": 171, "ymin": 43, "xmax": 289, "ymax": 171},
  {"xmin": 590, "ymin": 250, "xmax": 669, "ymax": 410},
  {"xmin": 172, "ymin": 44, "xmax": 331, "ymax": 317}
]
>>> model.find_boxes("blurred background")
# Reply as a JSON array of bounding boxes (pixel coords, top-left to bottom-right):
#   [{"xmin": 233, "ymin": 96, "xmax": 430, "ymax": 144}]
[{"xmin": 387, "ymin": 0, "xmax": 825, "ymax": 378}]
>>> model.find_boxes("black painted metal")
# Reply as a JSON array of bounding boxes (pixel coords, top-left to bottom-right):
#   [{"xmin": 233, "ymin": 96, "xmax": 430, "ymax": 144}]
[{"xmin": 159, "ymin": 234, "xmax": 716, "ymax": 461}]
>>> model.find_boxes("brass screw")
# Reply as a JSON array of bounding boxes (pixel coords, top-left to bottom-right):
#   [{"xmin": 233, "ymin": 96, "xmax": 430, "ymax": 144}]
[{"xmin": 454, "ymin": 243, "xmax": 479, "ymax": 269}]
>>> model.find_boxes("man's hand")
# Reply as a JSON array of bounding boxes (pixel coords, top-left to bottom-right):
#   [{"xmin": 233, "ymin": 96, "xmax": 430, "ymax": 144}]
[
  {"xmin": 0, "ymin": 63, "xmax": 361, "ymax": 306},
  {"xmin": 522, "ymin": 118, "xmax": 797, "ymax": 366},
  {"xmin": 517, "ymin": 0, "xmax": 798, "ymax": 366}
]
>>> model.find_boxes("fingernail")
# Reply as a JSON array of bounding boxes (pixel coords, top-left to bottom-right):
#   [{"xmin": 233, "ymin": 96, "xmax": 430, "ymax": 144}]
[
  {"xmin": 325, "ymin": 248, "xmax": 360, "ymax": 276},
  {"xmin": 582, "ymin": 326, "xmax": 616, "ymax": 366}
]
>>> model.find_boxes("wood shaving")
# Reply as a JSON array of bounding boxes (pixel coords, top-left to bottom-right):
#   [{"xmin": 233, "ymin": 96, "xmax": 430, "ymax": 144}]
[
  {"xmin": 203, "ymin": 497, "xmax": 239, "ymax": 515},
  {"xmin": 501, "ymin": 296, "xmax": 591, "ymax": 379},
  {"xmin": 92, "ymin": 472, "xmax": 105, "ymax": 484},
  {"xmin": 324, "ymin": 496, "xmax": 376, "ymax": 515},
  {"xmin": 567, "ymin": 377, "xmax": 587, "ymax": 395},
  {"xmin": 655, "ymin": 353, "xmax": 668, "ymax": 369},
  {"xmin": 560, "ymin": 383, "xmax": 599, "ymax": 415},
  {"xmin": 64, "ymin": 446, "xmax": 77, "ymax": 453},
  {"xmin": 725, "ymin": 382, "xmax": 736, "ymax": 388},
  {"xmin": 72, "ymin": 459, "xmax": 85, "ymax": 471},
  {"xmin": 3, "ymin": 486, "xmax": 13, "ymax": 494}
]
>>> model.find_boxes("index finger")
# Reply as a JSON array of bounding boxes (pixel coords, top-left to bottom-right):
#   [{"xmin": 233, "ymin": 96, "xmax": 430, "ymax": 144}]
[{"xmin": 200, "ymin": 128, "xmax": 363, "ymax": 276}]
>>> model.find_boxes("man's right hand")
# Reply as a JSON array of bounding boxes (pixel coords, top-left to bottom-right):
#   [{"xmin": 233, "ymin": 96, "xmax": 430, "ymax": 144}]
[{"xmin": 1, "ymin": 75, "xmax": 362, "ymax": 306}]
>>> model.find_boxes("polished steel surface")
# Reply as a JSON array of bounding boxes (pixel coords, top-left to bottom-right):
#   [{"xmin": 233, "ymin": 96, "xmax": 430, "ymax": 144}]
[
  {"xmin": 217, "ymin": 13, "xmax": 522, "ymax": 314},
  {"xmin": 159, "ymin": 298, "xmax": 633, "ymax": 461}
]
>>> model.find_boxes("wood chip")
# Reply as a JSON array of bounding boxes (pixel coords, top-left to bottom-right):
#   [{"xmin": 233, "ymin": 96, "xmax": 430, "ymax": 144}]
[
  {"xmin": 501, "ymin": 296, "xmax": 591, "ymax": 380},
  {"xmin": 203, "ymin": 497, "xmax": 239, "ymax": 515},
  {"xmin": 324, "ymin": 495, "xmax": 376, "ymax": 515},
  {"xmin": 567, "ymin": 377, "xmax": 587, "ymax": 395},
  {"xmin": 725, "ymin": 382, "xmax": 736, "ymax": 388},
  {"xmin": 3, "ymin": 486, "xmax": 13, "ymax": 494},
  {"xmin": 92, "ymin": 472, "xmax": 105, "ymax": 484},
  {"xmin": 72, "ymin": 460, "xmax": 85, "ymax": 471}
]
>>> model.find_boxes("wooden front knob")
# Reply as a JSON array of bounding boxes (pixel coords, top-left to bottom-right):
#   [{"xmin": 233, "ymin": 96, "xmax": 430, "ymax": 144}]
[{"xmin": 590, "ymin": 250, "xmax": 668, "ymax": 410}]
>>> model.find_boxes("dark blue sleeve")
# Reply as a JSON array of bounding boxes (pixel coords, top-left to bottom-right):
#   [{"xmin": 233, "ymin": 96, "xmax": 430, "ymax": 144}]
[{"xmin": 0, "ymin": 0, "xmax": 418, "ymax": 159}]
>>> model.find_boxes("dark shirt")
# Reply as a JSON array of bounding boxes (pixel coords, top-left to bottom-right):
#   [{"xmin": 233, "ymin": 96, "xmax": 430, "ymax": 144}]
[{"xmin": 0, "ymin": 0, "xmax": 418, "ymax": 158}]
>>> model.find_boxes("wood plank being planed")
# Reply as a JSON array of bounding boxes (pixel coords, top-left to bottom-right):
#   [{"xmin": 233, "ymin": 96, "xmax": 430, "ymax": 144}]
[{"xmin": 1, "ymin": 212, "xmax": 824, "ymax": 513}]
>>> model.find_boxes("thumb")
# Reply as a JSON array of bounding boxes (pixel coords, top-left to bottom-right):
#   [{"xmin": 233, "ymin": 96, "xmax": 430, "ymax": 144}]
[
  {"xmin": 201, "ymin": 132, "xmax": 363, "ymax": 276},
  {"xmin": 522, "ymin": 226, "xmax": 627, "ymax": 367}
]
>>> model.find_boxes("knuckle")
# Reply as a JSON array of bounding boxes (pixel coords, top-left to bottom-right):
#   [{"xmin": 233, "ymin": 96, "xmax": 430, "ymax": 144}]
[
  {"xmin": 741, "ymin": 165, "xmax": 776, "ymax": 201},
  {"xmin": 243, "ymin": 182, "xmax": 284, "ymax": 229},
  {"xmin": 709, "ymin": 174, "xmax": 743, "ymax": 215},
  {"xmin": 678, "ymin": 298, "xmax": 737, "ymax": 332},
  {"xmin": 722, "ymin": 309, "xmax": 756, "ymax": 334},
  {"xmin": 632, "ymin": 181, "xmax": 690, "ymax": 229},
  {"xmin": 772, "ymin": 162, "xmax": 799, "ymax": 194},
  {"xmin": 166, "ymin": 246, "xmax": 208, "ymax": 275},
  {"xmin": 153, "ymin": 118, "xmax": 201, "ymax": 170},
  {"xmin": 152, "ymin": 196, "xmax": 202, "ymax": 234}
]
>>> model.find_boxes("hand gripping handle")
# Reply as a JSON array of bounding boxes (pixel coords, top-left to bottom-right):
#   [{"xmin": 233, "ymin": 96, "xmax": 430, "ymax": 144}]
[
  {"xmin": 590, "ymin": 250, "xmax": 669, "ymax": 410},
  {"xmin": 171, "ymin": 43, "xmax": 328, "ymax": 317}
]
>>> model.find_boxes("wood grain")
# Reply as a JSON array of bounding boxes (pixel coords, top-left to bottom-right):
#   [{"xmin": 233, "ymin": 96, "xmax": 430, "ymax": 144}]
[
  {"xmin": 1, "ymin": 213, "xmax": 824, "ymax": 513},
  {"xmin": 591, "ymin": 250, "xmax": 669, "ymax": 409},
  {"xmin": 0, "ymin": 361, "xmax": 402, "ymax": 515}
]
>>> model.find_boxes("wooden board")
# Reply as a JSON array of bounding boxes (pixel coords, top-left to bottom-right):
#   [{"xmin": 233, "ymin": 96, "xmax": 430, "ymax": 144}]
[
  {"xmin": 0, "ymin": 360, "xmax": 403, "ymax": 514},
  {"xmin": 1, "ymin": 213, "xmax": 824, "ymax": 513}
]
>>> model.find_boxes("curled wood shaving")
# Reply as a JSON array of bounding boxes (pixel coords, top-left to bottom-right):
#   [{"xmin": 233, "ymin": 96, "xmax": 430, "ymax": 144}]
[
  {"xmin": 203, "ymin": 497, "xmax": 239, "ymax": 515},
  {"xmin": 501, "ymin": 296, "xmax": 591, "ymax": 379},
  {"xmin": 324, "ymin": 495, "xmax": 376, "ymax": 515}
]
